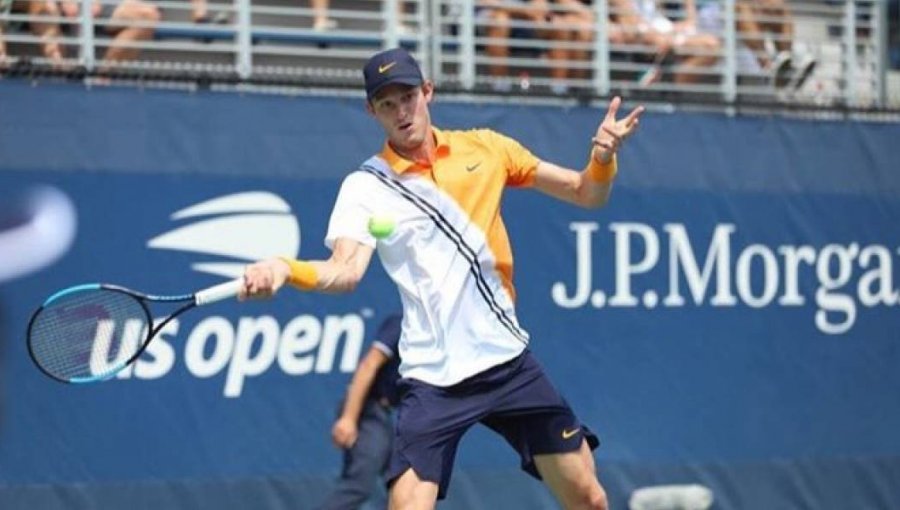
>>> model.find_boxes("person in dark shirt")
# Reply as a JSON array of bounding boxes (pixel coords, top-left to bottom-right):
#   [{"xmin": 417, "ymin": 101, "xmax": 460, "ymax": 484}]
[{"xmin": 318, "ymin": 313, "xmax": 402, "ymax": 510}]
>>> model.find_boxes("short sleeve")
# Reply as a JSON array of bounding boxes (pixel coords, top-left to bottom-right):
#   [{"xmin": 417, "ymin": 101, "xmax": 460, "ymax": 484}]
[
  {"xmin": 325, "ymin": 172, "xmax": 378, "ymax": 250},
  {"xmin": 481, "ymin": 130, "xmax": 541, "ymax": 187},
  {"xmin": 372, "ymin": 313, "xmax": 402, "ymax": 357}
]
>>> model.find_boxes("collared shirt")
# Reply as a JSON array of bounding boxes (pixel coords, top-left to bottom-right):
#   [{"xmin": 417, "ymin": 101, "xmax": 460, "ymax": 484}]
[{"xmin": 325, "ymin": 127, "xmax": 540, "ymax": 386}]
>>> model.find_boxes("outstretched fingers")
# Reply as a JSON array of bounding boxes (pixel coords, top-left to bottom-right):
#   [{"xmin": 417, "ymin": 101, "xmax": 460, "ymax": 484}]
[
  {"xmin": 622, "ymin": 105, "xmax": 645, "ymax": 129},
  {"xmin": 604, "ymin": 96, "xmax": 622, "ymax": 122}
]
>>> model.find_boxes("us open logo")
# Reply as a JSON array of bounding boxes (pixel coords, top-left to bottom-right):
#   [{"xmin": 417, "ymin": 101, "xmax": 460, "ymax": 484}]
[
  {"xmin": 147, "ymin": 191, "xmax": 301, "ymax": 278},
  {"xmin": 105, "ymin": 191, "xmax": 368, "ymax": 398}
]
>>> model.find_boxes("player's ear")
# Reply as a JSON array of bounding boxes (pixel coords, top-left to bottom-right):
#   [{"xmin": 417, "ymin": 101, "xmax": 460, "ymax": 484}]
[
  {"xmin": 365, "ymin": 99, "xmax": 376, "ymax": 116},
  {"xmin": 422, "ymin": 80, "xmax": 434, "ymax": 103}
]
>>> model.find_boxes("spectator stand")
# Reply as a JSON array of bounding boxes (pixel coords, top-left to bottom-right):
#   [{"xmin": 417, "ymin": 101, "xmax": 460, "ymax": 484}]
[{"xmin": 0, "ymin": 0, "xmax": 896, "ymax": 110}]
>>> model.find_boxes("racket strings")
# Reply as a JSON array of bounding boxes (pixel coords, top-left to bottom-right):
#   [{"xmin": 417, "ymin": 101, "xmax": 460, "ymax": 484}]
[{"xmin": 29, "ymin": 290, "xmax": 150, "ymax": 382}]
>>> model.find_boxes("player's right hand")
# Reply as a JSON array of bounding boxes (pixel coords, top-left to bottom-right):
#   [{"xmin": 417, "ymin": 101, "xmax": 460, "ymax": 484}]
[
  {"xmin": 239, "ymin": 258, "xmax": 290, "ymax": 300},
  {"xmin": 332, "ymin": 417, "xmax": 359, "ymax": 449}
]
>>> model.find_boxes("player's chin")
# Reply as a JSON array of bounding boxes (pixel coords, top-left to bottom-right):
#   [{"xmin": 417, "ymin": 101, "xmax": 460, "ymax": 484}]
[{"xmin": 392, "ymin": 131, "xmax": 421, "ymax": 150}]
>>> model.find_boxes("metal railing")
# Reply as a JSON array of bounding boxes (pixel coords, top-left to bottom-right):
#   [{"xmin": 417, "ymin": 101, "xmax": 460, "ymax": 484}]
[{"xmin": 0, "ymin": 0, "xmax": 894, "ymax": 108}]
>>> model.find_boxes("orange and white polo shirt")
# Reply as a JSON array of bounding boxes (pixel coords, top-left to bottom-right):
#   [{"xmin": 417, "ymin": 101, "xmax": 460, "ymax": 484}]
[{"xmin": 325, "ymin": 127, "xmax": 540, "ymax": 386}]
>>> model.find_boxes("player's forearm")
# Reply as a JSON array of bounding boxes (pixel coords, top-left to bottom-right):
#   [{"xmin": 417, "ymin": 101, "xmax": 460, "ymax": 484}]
[
  {"xmin": 279, "ymin": 239, "xmax": 372, "ymax": 294},
  {"xmin": 573, "ymin": 153, "xmax": 616, "ymax": 208},
  {"xmin": 576, "ymin": 170, "xmax": 614, "ymax": 208},
  {"xmin": 309, "ymin": 259, "xmax": 365, "ymax": 293},
  {"xmin": 280, "ymin": 257, "xmax": 363, "ymax": 294}
]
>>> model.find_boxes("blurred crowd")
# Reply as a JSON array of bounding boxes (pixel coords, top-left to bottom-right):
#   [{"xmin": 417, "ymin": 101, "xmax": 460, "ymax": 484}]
[
  {"xmin": 0, "ymin": 0, "xmax": 160, "ymax": 71},
  {"xmin": 476, "ymin": 0, "xmax": 853, "ymax": 94},
  {"xmin": 0, "ymin": 0, "xmax": 897, "ymax": 93}
]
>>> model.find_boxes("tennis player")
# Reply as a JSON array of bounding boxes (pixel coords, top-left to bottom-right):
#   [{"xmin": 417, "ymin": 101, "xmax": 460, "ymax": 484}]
[{"xmin": 241, "ymin": 47, "xmax": 643, "ymax": 510}]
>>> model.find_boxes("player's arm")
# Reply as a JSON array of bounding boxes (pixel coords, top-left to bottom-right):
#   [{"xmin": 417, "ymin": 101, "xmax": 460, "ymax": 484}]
[
  {"xmin": 331, "ymin": 345, "xmax": 390, "ymax": 449},
  {"xmin": 532, "ymin": 96, "xmax": 643, "ymax": 209},
  {"xmin": 240, "ymin": 236, "xmax": 374, "ymax": 299}
]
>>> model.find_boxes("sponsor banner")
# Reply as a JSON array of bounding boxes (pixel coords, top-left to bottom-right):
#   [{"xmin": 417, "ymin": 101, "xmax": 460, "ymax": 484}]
[
  {"xmin": 508, "ymin": 188, "xmax": 900, "ymax": 464},
  {"xmin": 0, "ymin": 173, "xmax": 399, "ymax": 483},
  {"xmin": 0, "ymin": 86, "xmax": 898, "ymax": 509},
  {"xmin": 1, "ymin": 170, "xmax": 898, "ymax": 485}
]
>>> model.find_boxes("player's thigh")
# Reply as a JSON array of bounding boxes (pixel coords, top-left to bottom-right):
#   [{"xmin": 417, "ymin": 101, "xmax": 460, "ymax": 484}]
[
  {"xmin": 389, "ymin": 468, "xmax": 439, "ymax": 510},
  {"xmin": 534, "ymin": 440, "xmax": 607, "ymax": 510}
]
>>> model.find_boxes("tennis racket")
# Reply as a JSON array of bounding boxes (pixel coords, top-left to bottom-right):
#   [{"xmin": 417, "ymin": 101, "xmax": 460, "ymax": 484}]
[{"xmin": 27, "ymin": 278, "xmax": 243, "ymax": 384}]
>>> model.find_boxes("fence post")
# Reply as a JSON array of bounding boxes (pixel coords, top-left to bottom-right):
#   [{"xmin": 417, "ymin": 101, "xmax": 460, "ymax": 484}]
[
  {"xmin": 235, "ymin": 0, "xmax": 252, "ymax": 80},
  {"xmin": 592, "ymin": 0, "xmax": 610, "ymax": 97},
  {"xmin": 874, "ymin": 0, "xmax": 888, "ymax": 107},
  {"xmin": 428, "ymin": 0, "xmax": 442, "ymax": 85},
  {"xmin": 79, "ymin": 0, "xmax": 95, "ymax": 71},
  {"xmin": 843, "ymin": 0, "xmax": 858, "ymax": 105},
  {"xmin": 459, "ymin": 0, "xmax": 475, "ymax": 90},
  {"xmin": 722, "ymin": 0, "xmax": 737, "ymax": 103},
  {"xmin": 384, "ymin": 0, "xmax": 399, "ymax": 49}
]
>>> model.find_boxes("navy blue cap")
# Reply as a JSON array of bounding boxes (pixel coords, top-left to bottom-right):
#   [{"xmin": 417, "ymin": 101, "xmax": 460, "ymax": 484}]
[{"xmin": 363, "ymin": 47, "xmax": 424, "ymax": 100}]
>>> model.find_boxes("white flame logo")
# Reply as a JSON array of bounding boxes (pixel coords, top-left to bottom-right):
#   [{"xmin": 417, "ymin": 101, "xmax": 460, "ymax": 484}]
[{"xmin": 147, "ymin": 191, "xmax": 301, "ymax": 279}]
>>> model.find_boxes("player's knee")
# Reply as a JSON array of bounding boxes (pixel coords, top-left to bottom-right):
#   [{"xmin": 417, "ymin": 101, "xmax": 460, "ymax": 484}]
[
  {"xmin": 566, "ymin": 480, "xmax": 607, "ymax": 510},
  {"xmin": 388, "ymin": 469, "xmax": 437, "ymax": 510},
  {"xmin": 588, "ymin": 486, "xmax": 608, "ymax": 510}
]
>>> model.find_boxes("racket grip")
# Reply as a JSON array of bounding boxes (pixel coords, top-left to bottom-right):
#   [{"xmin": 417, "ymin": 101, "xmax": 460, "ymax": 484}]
[{"xmin": 195, "ymin": 278, "xmax": 244, "ymax": 306}]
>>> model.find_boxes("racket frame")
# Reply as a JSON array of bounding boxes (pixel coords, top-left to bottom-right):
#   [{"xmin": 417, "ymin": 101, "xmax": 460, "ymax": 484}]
[{"xmin": 26, "ymin": 281, "xmax": 235, "ymax": 384}]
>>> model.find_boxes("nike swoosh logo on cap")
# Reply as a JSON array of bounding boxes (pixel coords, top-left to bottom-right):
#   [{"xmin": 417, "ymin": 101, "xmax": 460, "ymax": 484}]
[
  {"xmin": 562, "ymin": 428, "xmax": 579, "ymax": 439},
  {"xmin": 379, "ymin": 62, "xmax": 397, "ymax": 74}
]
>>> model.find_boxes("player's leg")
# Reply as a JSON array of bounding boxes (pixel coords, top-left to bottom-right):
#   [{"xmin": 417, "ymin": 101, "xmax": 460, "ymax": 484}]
[
  {"xmin": 389, "ymin": 468, "xmax": 439, "ymax": 510},
  {"xmin": 534, "ymin": 441, "xmax": 607, "ymax": 510},
  {"xmin": 479, "ymin": 351, "xmax": 605, "ymax": 510},
  {"xmin": 386, "ymin": 379, "xmax": 475, "ymax": 510}
]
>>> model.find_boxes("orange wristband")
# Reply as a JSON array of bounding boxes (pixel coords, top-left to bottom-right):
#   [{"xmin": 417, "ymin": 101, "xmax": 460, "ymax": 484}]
[
  {"xmin": 278, "ymin": 257, "xmax": 318, "ymax": 290},
  {"xmin": 586, "ymin": 154, "xmax": 618, "ymax": 184}
]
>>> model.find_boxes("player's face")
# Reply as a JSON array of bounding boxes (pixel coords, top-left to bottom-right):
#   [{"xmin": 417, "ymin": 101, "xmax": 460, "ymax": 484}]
[{"xmin": 368, "ymin": 81, "xmax": 433, "ymax": 153}]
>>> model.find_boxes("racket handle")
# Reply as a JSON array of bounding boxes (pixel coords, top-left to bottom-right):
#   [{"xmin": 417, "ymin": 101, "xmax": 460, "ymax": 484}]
[{"xmin": 195, "ymin": 278, "xmax": 243, "ymax": 306}]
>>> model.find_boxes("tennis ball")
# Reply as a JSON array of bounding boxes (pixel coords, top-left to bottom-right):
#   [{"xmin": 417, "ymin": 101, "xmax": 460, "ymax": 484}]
[{"xmin": 368, "ymin": 214, "xmax": 396, "ymax": 239}]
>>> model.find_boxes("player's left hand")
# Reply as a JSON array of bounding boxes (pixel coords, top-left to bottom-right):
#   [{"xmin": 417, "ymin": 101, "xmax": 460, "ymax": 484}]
[{"xmin": 592, "ymin": 96, "xmax": 644, "ymax": 164}]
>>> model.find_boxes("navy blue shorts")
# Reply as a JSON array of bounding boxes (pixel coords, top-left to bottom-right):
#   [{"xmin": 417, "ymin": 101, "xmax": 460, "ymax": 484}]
[{"xmin": 387, "ymin": 350, "xmax": 600, "ymax": 499}]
